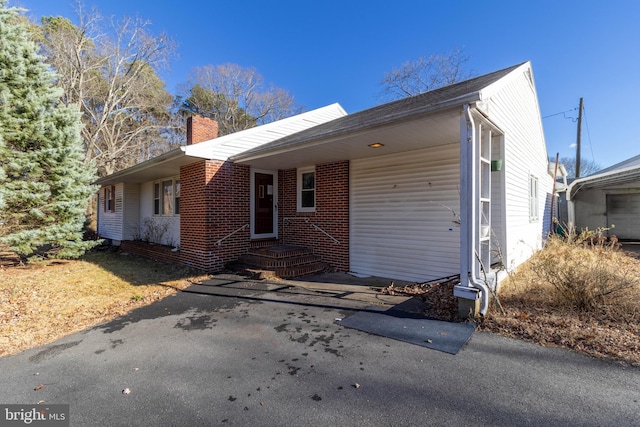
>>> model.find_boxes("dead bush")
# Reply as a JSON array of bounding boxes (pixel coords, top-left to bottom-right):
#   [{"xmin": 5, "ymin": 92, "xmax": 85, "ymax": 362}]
[{"xmin": 522, "ymin": 228, "xmax": 640, "ymax": 314}]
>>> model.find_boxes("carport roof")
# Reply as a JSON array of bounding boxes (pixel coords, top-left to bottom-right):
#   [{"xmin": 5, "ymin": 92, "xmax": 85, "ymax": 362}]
[{"xmin": 568, "ymin": 153, "xmax": 640, "ymax": 200}]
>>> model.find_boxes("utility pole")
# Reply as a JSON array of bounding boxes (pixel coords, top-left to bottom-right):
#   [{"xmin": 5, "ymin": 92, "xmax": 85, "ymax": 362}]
[{"xmin": 575, "ymin": 97, "xmax": 584, "ymax": 178}]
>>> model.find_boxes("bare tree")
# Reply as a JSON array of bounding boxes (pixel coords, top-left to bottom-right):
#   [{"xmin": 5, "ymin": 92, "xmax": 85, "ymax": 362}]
[
  {"xmin": 555, "ymin": 156, "xmax": 601, "ymax": 178},
  {"xmin": 181, "ymin": 63, "xmax": 302, "ymax": 136},
  {"xmin": 379, "ymin": 46, "xmax": 474, "ymax": 102},
  {"xmin": 34, "ymin": 1, "xmax": 176, "ymax": 176}
]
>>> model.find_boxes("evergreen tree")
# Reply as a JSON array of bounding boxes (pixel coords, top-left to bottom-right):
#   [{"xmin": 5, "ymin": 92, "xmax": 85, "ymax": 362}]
[{"xmin": 0, "ymin": 1, "xmax": 98, "ymax": 259}]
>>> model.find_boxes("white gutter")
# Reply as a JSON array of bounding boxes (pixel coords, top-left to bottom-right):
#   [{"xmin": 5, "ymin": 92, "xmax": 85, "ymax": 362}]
[{"xmin": 457, "ymin": 104, "xmax": 490, "ymax": 315}]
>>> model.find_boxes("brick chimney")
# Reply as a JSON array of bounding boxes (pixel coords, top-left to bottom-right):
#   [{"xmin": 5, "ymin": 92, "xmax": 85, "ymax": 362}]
[{"xmin": 186, "ymin": 116, "xmax": 219, "ymax": 145}]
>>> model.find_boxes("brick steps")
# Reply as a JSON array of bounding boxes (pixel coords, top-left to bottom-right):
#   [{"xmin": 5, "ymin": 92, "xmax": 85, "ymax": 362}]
[{"xmin": 234, "ymin": 244, "xmax": 329, "ymax": 279}]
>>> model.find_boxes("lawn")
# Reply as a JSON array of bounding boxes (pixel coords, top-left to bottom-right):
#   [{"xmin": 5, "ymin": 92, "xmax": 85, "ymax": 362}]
[{"xmin": 0, "ymin": 250, "xmax": 208, "ymax": 357}]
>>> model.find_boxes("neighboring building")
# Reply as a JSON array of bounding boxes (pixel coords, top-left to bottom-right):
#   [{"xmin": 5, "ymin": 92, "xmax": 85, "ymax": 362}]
[
  {"xmin": 96, "ymin": 61, "xmax": 554, "ymax": 314},
  {"xmin": 567, "ymin": 154, "xmax": 640, "ymax": 240}
]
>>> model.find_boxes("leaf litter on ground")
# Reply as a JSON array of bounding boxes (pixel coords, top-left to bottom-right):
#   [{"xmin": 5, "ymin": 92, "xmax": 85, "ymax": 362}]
[
  {"xmin": 380, "ymin": 248, "xmax": 640, "ymax": 367},
  {"xmin": 0, "ymin": 249, "xmax": 208, "ymax": 357}
]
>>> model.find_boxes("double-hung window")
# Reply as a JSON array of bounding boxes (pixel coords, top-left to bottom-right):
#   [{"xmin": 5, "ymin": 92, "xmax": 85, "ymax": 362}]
[
  {"xmin": 297, "ymin": 167, "xmax": 315, "ymax": 212},
  {"xmin": 154, "ymin": 179, "xmax": 180, "ymax": 216},
  {"xmin": 104, "ymin": 186, "xmax": 115, "ymax": 213},
  {"xmin": 529, "ymin": 175, "xmax": 539, "ymax": 222}
]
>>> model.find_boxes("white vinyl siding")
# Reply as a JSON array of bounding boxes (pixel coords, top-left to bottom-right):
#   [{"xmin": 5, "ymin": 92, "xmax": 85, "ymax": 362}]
[
  {"xmin": 97, "ymin": 183, "xmax": 141, "ymax": 242},
  {"xmin": 529, "ymin": 175, "xmax": 539, "ymax": 221},
  {"xmin": 122, "ymin": 183, "xmax": 140, "ymax": 240},
  {"xmin": 350, "ymin": 144, "xmax": 460, "ymax": 282},
  {"xmin": 480, "ymin": 69, "xmax": 553, "ymax": 270},
  {"xmin": 140, "ymin": 181, "xmax": 180, "ymax": 246},
  {"xmin": 98, "ymin": 183, "xmax": 123, "ymax": 241}
]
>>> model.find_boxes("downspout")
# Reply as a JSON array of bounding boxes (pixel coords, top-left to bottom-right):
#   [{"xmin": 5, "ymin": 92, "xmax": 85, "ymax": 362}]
[
  {"xmin": 566, "ymin": 183, "xmax": 576, "ymax": 230},
  {"xmin": 463, "ymin": 104, "xmax": 490, "ymax": 315}
]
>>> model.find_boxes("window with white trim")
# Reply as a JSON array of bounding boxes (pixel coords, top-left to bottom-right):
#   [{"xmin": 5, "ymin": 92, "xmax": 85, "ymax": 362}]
[
  {"xmin": 529, "ymin": 175, "xmax": 539, "ymax": 221},
  {"xmin": 297, "ymin": 167, "xmax": 315, "ymax": 212},
  {"xmin": 154, "ymin": 179, "xmax": 180, "ymax": 216},
  {"xmin": 104, "ymin": 185, "xmax": 115, "ymax": 213}
]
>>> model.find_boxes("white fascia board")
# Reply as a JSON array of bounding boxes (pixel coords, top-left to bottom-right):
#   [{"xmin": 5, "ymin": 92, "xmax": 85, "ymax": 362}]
[
  {"xmin": 477, "ymin": 62, "xmax": 533, "ymax": 102},
  {"xmin": 94, "ymin": 148, "xmax": 187, "ymax": 185},
  {"xmin": 184, "ymin": 103, "xmax": 348, "ymax": 160},
  {"xmin": 469, "ymin": 105, "xmax": 505, "ymax": 134}
]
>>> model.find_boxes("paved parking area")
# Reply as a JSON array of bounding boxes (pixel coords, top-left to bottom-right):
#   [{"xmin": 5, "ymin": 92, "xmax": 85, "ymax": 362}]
[{"xmin": 1, "ymin": 274, "xmax": 639, "ymax": 426}]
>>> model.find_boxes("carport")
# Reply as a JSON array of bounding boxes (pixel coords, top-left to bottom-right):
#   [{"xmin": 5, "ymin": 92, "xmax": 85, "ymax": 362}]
[{"xmin": 567, "ymin": 155, "xmax": 640, "ymax": 240}]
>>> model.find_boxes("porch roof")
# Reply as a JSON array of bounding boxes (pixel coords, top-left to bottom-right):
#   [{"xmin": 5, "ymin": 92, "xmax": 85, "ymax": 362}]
[
  {"xmin": 95, "ymin": 103, "xmax": 348, "ymax": 186},
  {"xmin": 231, "ymin": 62, "xmax": 525, "ymax": 170},
  {"xmin": 95, "ymin": 148, "xmax": 196, "ymax": 186}
]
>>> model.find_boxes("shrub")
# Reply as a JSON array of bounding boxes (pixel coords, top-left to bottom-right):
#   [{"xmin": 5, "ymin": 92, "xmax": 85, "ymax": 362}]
[{"xmin": 527, "ymin": 227, "xmax": 640, "ymax": 312}]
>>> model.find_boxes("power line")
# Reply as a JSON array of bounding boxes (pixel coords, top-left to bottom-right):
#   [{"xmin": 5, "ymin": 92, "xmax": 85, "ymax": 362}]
[
  {"xmin": 542, "ymin": 107, "xmax": 578, "ymax": 121},
  {"xmin": 582, "ymin": 102, "xmax": 596, "ymax": 163}
]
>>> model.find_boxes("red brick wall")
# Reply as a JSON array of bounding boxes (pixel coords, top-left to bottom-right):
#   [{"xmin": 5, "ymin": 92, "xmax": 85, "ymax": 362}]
[
  {"xmin": 179, "ymin": 159, "xmax": 250, "ymax": 272},
  {"xmin": 186, "ymin": 116, "xmax": 218, "ymax": 144},
  {"xmin": 279, "ymin": 161, "xmax": 349, "ymax": 271},
  {"xmin": 148, "ymin": 158, "xmax": 349, "ymax": 274},
  {"xmin": 120, "ymin": 241, "xmax": 182, "ymax": 265}
]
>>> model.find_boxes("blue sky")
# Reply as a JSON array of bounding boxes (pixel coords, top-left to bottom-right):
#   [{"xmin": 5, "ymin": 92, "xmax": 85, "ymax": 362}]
[{"xmin": 12, "ymin": 0, "xmax": 640, "ymax": 169}]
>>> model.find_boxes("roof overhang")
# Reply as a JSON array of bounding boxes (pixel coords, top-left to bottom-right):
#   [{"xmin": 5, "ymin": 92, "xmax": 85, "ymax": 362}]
[
  {"xmin": 568, "ymin": 166, "xmax": 640, "ymax": 200},
  {"xmin": 232, "ymin": 108, "xmax": 465, "ymax": 170},
  {"xmin": 231, "ymin": 94, "xmax": 480, "ymax": 170},
  {"xmin": 95, "ymin": 148, "xmax": 198, "ymax": 186},
  {"xmin": 229, "ymin": 62, "xmax": 532, "ymax": 171}
]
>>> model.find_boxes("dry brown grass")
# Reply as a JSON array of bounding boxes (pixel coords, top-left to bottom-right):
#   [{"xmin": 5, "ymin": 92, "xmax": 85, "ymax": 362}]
[
  {"xmin": 0, "ymin": 250, "xmax": 208, "ymax": 357},
  {"xmin": 3, "ymin": 237, "xmax": 640, "ymax": 366},
  {"xmin": 480, "ymin": 235, "xmax": 640, "ymax": 366},
  {"xmin": 380, "ymin": 233, "xmax": 640, "ymax": 366}
]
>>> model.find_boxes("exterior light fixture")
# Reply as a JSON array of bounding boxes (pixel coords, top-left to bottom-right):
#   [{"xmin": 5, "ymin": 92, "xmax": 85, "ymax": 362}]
[{"xmin": 368, "ymin": 143, "xmax": 384, "ymax": 148}]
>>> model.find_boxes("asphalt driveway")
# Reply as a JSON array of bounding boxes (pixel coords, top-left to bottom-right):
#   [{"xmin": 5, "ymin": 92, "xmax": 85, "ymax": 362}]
[{"xmin": 1, "ymin": 274, "xmax": 639, "ymax": 426}]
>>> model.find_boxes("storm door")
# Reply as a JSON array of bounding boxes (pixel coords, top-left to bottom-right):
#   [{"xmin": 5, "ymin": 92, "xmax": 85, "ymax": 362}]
[{"xmin": 252, "ymin": 171, "xmax": 277, "ymax": 238}]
